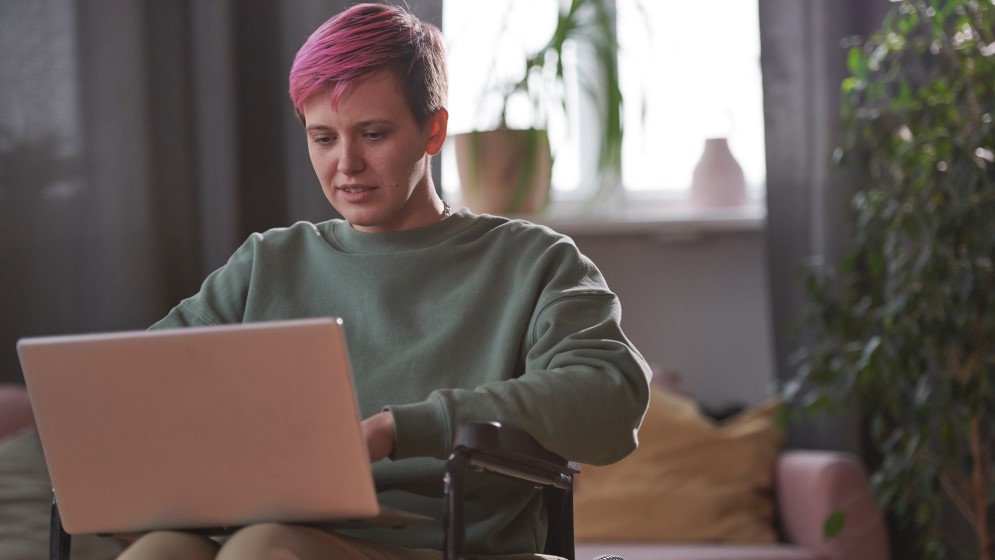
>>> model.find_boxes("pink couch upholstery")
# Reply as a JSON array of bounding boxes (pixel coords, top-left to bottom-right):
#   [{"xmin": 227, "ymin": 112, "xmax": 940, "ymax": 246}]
[
  {"xmin": 0, "ymin": 383, "xmax": 34, "ymax": 438},
  {"xmin": 575, "ymin": 449, "xmax": 890, "ymax": 560}
]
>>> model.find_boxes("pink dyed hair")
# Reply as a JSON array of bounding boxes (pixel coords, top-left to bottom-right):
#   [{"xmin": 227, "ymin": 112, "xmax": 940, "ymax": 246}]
[{"xmin": 288, "ymin": 3, "xmax": 447, "ymax": 127}]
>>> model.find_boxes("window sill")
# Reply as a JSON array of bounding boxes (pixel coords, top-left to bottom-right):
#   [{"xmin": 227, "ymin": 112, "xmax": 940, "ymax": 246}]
[{"xmin": 513, "ymin": 200, "xmax": 767, "ymax": 238}]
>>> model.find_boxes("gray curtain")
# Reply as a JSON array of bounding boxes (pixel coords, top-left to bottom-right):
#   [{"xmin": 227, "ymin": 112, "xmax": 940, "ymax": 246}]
[
  {"xmin": 759, "ymin": 0, "xmax": 890, "ymax": 450},
  {"xmin": 0, "ymin": 0, "xmax": 443, "ymax": 384}
]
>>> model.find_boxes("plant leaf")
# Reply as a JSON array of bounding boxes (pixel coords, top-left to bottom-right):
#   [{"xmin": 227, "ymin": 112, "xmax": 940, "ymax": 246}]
[{"xmin": 823, "ymin": 510, "xmax": 846, "ymax": 539}]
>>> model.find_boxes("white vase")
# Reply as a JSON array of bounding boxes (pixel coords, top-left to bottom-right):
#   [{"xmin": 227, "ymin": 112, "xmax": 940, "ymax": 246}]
[{"xmin": 690, "ymin": 138, "xmax": 747, "ymax": 207}]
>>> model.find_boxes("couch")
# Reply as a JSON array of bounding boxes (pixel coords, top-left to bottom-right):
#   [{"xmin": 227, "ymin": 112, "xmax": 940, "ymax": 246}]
[
  {"xmin": 0, "ymin": 382, "xmax": 34, "ymax": 438},
  {"xmin": 1, "ymin": 383, "xmax": 889, "ymax": 560},
  {"xmin": 571, "ymin": 382, "xmax": 890, "ymax": 560},
  {"xmin": 574, "ymin": 449, "xmax": 890, "ymax": 560}
]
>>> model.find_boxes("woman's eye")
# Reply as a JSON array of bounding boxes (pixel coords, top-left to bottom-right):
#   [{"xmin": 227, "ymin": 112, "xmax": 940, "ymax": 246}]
[
  {"xmin": 364, "ymin": 131, "xmax": 384, "ymax": 141},
  {"xmin": 312, "ymin": 135, "xmax": 333, "ymax": 145}
]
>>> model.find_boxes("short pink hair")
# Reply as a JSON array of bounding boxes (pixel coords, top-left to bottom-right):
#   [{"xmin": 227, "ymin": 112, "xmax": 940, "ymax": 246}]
[{"xmin": 288, "ymin": 3, "xmax": 447, "ymax": 127}]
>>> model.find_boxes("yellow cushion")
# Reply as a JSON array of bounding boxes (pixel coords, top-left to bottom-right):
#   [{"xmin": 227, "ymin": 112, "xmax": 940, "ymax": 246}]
[{"xmin": 574, "ymin": 387, "xmax": 784, "ymax": 543}]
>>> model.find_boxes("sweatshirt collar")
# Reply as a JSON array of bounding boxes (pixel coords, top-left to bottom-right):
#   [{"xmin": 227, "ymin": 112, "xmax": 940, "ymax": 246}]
[{"xmin": 323, "ymin": 208, "xmax": 475, "ymax": 254}]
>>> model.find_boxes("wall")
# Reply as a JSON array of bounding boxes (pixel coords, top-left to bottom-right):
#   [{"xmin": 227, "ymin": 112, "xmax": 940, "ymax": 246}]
[{"xmin": 570, "ymin": 229, "xmax": 776, "ymax": 411}]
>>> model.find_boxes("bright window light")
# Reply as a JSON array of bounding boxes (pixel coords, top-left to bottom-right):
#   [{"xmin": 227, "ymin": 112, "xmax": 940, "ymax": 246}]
[
  {"xmin": 618, "ymin": 0, "xmax": 766, "ymax": 194},
  {"xmin": 442, "ymin": 0, "xmax": 766, "ymax": 200}
]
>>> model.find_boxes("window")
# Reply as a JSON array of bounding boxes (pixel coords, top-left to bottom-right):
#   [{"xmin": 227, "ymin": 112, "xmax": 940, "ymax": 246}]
[{"xmin": 442, "ymin": 0, "xmax": 766, "ymax": 207}]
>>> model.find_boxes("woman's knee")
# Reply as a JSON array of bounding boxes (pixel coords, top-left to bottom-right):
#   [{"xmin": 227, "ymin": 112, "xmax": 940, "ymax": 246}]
[
  {"xmin": 217, "ymin": 523, "xmax": 441, "ymax": 560},
  {"xmin": 217, "ymin": 523, "xmax": 303, "ymax": 560},
  {"xmin": 116, "ymin": 530, "xmax": 219, "ymax": 560}
]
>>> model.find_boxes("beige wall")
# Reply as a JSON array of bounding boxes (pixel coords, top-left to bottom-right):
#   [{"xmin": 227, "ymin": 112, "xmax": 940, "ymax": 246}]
[{"xmin": 573, "ymin": 230, "xmax": 776, "ymax": 410}]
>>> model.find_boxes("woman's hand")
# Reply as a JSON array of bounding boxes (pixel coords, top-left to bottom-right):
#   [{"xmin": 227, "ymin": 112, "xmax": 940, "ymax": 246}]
[{"xmin": 361, "ymin": 411, "xmax": 396, "ymax": 463}]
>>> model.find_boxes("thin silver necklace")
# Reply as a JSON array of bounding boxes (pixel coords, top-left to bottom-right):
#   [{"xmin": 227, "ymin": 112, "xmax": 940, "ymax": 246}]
[{"xmin": 441, "ymin": 200, "xmax": 451, "ymax": 220}]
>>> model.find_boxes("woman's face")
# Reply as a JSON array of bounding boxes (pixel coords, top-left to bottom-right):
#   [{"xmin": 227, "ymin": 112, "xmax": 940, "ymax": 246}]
[{"xmin": 302, "ymin": 71, "xmax": 447, "ymax": 233}]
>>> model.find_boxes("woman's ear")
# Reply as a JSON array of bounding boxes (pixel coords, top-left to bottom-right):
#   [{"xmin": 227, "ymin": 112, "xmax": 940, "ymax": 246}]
[{"xmin": 424, "ymin": 108, "xmax": 448, "ymax": 156}]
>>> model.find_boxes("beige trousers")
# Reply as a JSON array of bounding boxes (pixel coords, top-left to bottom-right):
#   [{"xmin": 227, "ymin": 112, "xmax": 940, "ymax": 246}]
[{"xmin": 116, "ymin": 523, "xmax": 560, "ymax": 560}]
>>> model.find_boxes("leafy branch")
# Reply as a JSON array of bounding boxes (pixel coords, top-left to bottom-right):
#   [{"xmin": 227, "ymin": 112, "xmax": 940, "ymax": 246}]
[{"xmin": 788, "ymin": 1, "xmax": 995, "ymax": 558}]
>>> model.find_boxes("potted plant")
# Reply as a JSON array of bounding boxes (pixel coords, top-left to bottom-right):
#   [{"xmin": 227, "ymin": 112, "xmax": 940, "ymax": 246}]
[
  {"xmin": 452, "ymin": 0, "xmax": 629, "ymax": 215},
  {"xmin": 785, "ymin": 1, "xmax": 995, "ymax": 558}
]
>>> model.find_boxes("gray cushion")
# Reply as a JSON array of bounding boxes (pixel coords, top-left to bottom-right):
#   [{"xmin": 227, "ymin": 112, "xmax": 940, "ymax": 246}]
[{"xmin": 0, "ymin": 428, "xmax": 122, "ymax": 560}]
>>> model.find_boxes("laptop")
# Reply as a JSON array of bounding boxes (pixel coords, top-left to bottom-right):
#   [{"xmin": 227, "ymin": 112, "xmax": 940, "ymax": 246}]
[{"xmin": 16, "ymin": 317, "xmax": 430, "ymax": 536}]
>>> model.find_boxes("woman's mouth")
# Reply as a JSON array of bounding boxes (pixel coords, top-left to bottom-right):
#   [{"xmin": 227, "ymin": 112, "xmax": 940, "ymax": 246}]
[{"xmin": 338, "ymin": 185, "xmax": 377, "ymax": 203}]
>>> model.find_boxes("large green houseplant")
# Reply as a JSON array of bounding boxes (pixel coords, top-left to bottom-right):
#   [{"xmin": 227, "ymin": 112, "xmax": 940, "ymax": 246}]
[
  {"xmin": 453, "ymin": 0, "xmax": 630, "ymax": 215},
  {"xmin": 786, "ymin": 1, "xmax": 995, "ymax": 558}
]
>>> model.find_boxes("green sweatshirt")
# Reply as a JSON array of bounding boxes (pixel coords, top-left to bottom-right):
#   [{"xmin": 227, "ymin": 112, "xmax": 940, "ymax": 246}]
[{"xmin": 152, "ymin": 209, "xmax": 651, "ymax": 555}]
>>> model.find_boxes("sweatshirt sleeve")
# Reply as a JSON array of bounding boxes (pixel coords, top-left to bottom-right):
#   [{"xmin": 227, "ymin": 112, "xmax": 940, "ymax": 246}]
[
  {"xmin": 150, "ymin": 235, "xmax": 258, "ymax": 329},
  {"xmin": 387, "ymin": 240, "xmax": 652, "ymax": 466}
]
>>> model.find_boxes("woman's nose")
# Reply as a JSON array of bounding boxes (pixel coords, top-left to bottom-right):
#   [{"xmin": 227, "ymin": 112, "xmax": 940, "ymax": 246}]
[{"xmin": 337, "ymin": 141, "xmax": 365, "ymax": 175}]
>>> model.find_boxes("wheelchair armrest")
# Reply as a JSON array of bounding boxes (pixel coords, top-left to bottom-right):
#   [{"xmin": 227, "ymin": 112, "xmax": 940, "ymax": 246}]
[
  {"xmin": 444, "ymin": 422, "xmax": 579, "ymax": 560},
  {"xmin": 451, "ymin": 421, "xmax": 579, "ymax": 486}
]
